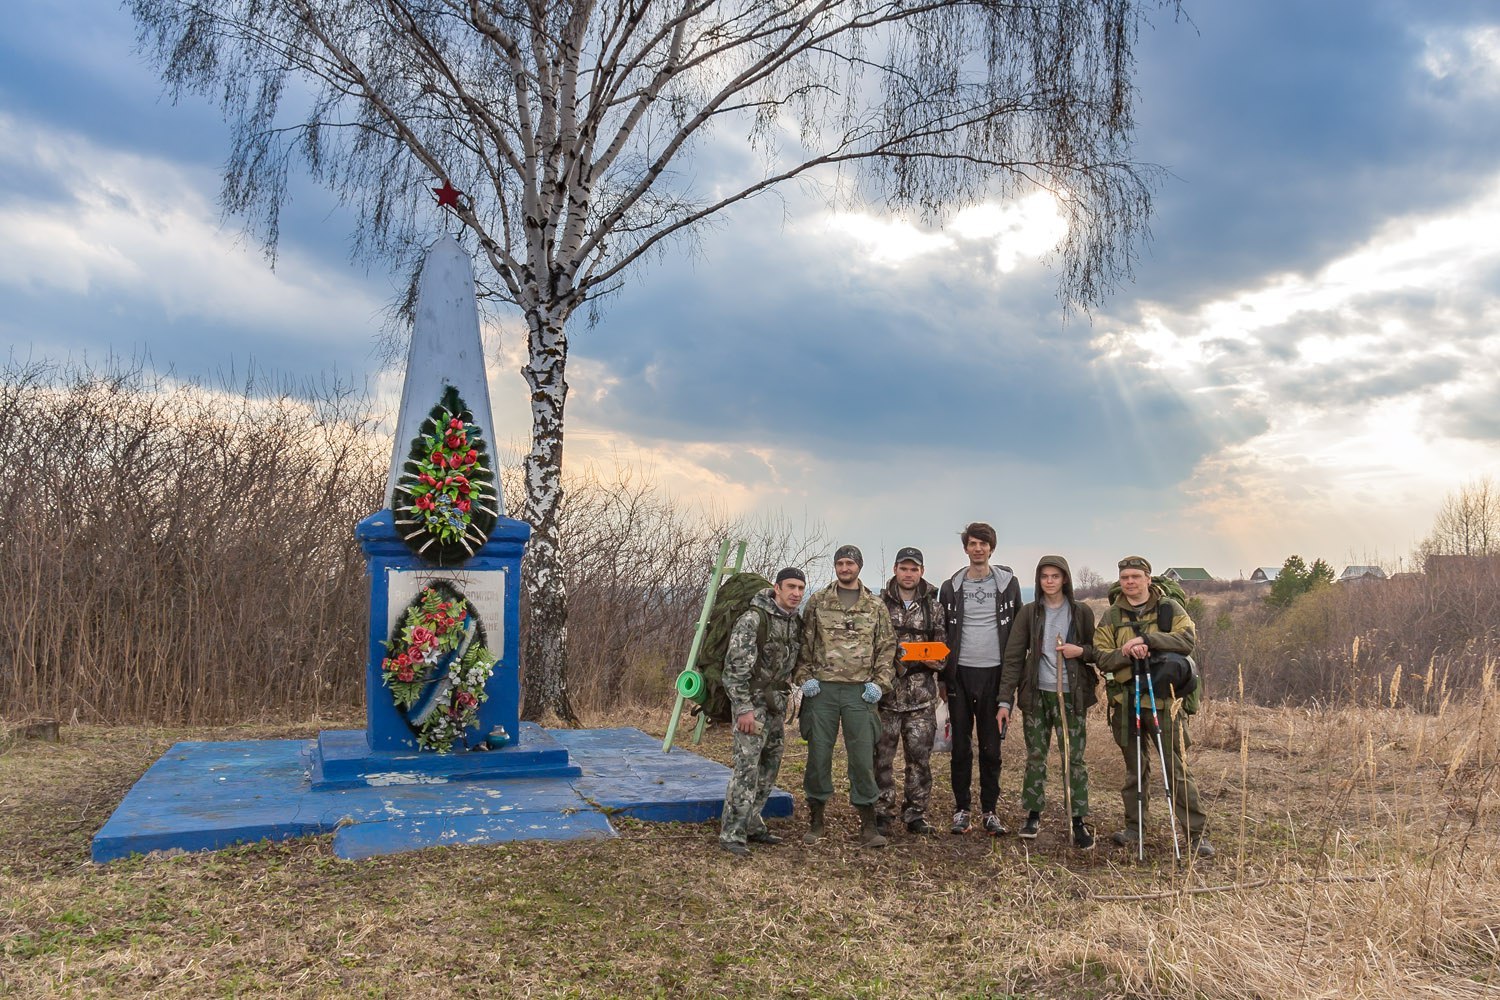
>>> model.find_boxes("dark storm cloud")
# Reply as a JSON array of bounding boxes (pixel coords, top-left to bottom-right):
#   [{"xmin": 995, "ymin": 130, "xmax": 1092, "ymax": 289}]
[{"xmin": 1124, "ymin": 0, "xmax": 1500, "ymax": 308}]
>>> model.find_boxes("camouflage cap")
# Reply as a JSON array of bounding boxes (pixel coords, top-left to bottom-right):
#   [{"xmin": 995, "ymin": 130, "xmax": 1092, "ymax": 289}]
[
  {"xmin": 834, "ymin": 544, "xmax": 864, "ymax": 568},
  {"xmin": 1118, "ymin": 555, "xmax": 1152, "ymax": 574}
]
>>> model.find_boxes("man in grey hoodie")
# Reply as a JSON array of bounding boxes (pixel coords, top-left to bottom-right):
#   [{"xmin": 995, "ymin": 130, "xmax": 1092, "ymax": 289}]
[{"xmin": 938, "ymin": 522, "xmax": 1022, "ymax": 835}]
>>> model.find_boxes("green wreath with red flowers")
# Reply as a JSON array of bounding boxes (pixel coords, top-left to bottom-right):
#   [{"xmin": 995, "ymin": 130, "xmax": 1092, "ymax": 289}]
[
  {"xmin": 392, "ymin": 386, "xmax": 499, "ymax": 565},
  {"xmin": 381, "ymin": 583, "xmax": 495, "ymax": 752}
]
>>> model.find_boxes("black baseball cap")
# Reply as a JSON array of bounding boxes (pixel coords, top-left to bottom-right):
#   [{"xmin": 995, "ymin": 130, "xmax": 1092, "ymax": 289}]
[{"xmin": 894, "ymin": 546, "xmax": 924, "ymax": 567}]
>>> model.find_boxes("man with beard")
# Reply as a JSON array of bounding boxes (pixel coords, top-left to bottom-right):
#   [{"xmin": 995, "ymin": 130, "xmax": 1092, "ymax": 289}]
[
  {"xmin": 796, "ymin": 544, "xmax": 897, "ymax": 849},
  {"xmin": 875, "ymin": 547, "xmax": 945, "ymax": 836}
]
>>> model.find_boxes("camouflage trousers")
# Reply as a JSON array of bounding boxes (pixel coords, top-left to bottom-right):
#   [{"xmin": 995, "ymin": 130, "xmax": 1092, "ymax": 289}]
[
  {"xmin": 719, "ymin": 703, "xmax": 786, "ymax": 846},
  {"xmin": 1107, "ymin": 692, "xmax": 1207, "ymax": 840},
  {"xmin": 875, "ymin": 703, "xmax": 936, "ymax": 824},
  {"xmin": 1020, "ymin": 690, "xmax": 1089, "ymax": 818}
]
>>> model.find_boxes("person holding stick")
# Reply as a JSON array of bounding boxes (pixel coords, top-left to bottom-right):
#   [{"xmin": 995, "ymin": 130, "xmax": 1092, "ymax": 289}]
[
  {"xmin": 1094, "ymin": 555, "xmax": 1214, "ymax": 859},
  {"xmin": 997, "ymin": 555, "xmax": 1098, "ymax": 849}
]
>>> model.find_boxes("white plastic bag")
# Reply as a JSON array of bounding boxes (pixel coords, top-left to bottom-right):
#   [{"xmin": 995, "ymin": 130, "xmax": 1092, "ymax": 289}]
[{"xmin": 932, "ymin": 699, "xmax": 952, "ymax": 753}]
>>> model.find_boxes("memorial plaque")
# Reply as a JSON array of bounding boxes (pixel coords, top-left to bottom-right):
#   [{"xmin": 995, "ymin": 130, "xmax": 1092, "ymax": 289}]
[{"xmin": 386, "ymin": 568, "xmax": 506, "ymax": 650}]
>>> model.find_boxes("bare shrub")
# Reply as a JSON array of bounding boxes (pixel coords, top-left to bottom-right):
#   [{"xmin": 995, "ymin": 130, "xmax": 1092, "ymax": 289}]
[
  {"xmin": 1197, "ymin": 572, "xmax": 1497, "ymax": 706},
  {"xmin": 502, "ymin": 462, "xmax": 825, "ymax": 716},
  {"xmin": 0, "ymin": 356, "xmax": 823, "ymax": 724},
  {"xmin": 0, "ymin": 359, "xmax": 383, "ymax": 723}
]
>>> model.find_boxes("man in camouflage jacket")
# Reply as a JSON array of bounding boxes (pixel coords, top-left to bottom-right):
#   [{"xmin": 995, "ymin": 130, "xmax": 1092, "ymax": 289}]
[
  {"xmin": 718, "ymin": 567, "xmax": 807, "ymax": 857},
  {"xmin": 1094, "ymin": 555, "xmax": 1213, "ymax": 859},
  {"xmin": 795, "ymin": 544, "xmax": 897, "ymax": 848},
  {"xmin": 875, "ymin": 547, "xmax": 945, "ymax": 836}
]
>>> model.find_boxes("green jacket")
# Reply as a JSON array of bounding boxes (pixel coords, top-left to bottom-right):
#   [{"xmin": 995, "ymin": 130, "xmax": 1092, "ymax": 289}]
[
  {"xmin": 721, "ymin": 589, "xmax": 802, "ymax": 719},
  {"xmin": 795, "ymin": 582, "xmax": 897, "ymax": 691},
  {"xmin": 1094, "ymin": 585, "xmax": 1196, "ymax": 708},
  {"xmin": 998, "ymin": 598, "xmax": 1099, "ymax": 716}
]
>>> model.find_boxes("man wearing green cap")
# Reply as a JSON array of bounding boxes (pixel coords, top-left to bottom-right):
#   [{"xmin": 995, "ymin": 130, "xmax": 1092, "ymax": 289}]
[
  {"xmin": 796, "ymin": 544, "xmax": 897, "ymax": 848},
  {"xmin": 1094, "ymin": 555, "xmax": 1213, "ymax": 858}
]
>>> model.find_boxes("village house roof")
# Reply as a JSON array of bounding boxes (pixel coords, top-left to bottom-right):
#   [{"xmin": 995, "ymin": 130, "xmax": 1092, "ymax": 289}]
[
  {"xmin": 1338, "ymin": 565, "xmax": 1388, "ymax": 582},
  {"xmin": 1163, "ymin": 567, "xmax": 1214, "ymax": 582},
  {"xmin": 1249, "ymin": 566, "xmax": 1281, "ymax": 583}
]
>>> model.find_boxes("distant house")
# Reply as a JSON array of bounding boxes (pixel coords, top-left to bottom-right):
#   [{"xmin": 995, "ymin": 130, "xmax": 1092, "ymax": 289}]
[
  {"xmin": 1338, "ymin": 565, "xmax": 1388, "ymax": 583},
  {"xmin": 1248, "ymin": 567, "xmax": 1281, "ymax": 584},
  {"xmin": 1163, "ymin": 567, "xmax": 1214, "ymax": 584}
]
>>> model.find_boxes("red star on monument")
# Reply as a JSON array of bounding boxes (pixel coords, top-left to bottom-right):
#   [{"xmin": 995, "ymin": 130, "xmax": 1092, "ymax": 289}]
[{"xmin": 433, "ymin": 181, "xmax": 462, "ymax": 208}]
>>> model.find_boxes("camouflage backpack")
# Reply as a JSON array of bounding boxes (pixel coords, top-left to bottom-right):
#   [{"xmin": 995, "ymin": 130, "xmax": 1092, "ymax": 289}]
[
  {"xmin": 692, "ymin": 572, "xmax": 774, "ymax": 722},
  {"xmin": 1105, "ymin": 575, "xmax": 1203, "ymax": 714}
]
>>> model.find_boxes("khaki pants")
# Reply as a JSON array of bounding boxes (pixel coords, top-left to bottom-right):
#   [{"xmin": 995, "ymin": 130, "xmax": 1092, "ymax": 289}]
[{"xmin": 1108, "ymin": 692, "xmax": 1206, "ymax": 840}]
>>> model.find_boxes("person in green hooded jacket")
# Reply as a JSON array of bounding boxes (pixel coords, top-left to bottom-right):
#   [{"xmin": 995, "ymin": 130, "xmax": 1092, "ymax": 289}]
[{"xmin": 997, "ymin": 555, "xmax": 1099, "ymax": 848}]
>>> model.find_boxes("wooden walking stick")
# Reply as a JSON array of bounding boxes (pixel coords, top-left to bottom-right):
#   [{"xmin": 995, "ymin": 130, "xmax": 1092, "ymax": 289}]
[{"xmin": 1055, "ymin": 636, "xmax": 1074, "ymax": 833}]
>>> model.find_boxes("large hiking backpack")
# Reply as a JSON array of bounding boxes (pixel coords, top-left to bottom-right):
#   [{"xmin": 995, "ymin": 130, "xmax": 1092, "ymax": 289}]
[
  {"xmin": 692, "ymin": 571, "xmax": 773, "ymax": 722},
  {"xmin": 1106, "ymin": 575, "xmax": 1203, "ymax": 713}
]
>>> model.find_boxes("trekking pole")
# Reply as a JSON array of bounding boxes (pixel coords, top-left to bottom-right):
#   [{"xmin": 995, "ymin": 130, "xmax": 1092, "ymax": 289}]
[
  {"xmin": 1144, "ymin": 669, "xmax": 1182, "ymax": 861},
  {"xmin": 1132, "ymin": 662, "xmax": 1145, "ymax": 860},
  {"xmin": 1055, "ymin": 637, "xmax": 1074, "ymax": 832}
]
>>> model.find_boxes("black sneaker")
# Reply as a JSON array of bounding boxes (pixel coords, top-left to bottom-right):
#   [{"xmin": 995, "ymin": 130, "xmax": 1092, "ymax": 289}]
[
  {"xmin": 950, "ymin": 809, "xmax": 971, "ymax": 834},
  {"xmin": 906, "ymin": 817, "xmax": 936, "ymax": 835},
  {"xmin": 1072, "ymin": 819, "xmax": 1095, "ymax": 850},
  {"xmin": 981, "ymin": 812, "xmax": 1009, "ymax": 836},
  {"xmin": 720, "ymin": 841, "xmax": 750, "ymax": 858},
  {"xmin": 1018, "ymin": 811, "xmax": 1041, "ymax": 840}
]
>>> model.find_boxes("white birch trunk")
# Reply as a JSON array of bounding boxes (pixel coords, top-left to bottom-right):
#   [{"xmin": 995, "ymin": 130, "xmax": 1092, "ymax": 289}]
[{"xmin": 519, "ymin": 305, "xmax": 579, "ymax": 725}]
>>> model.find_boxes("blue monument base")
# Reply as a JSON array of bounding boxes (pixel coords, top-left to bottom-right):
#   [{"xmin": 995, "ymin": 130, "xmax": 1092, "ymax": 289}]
[
  {"xmin": 309, "ymin": 724, "xmax": 581, "ymax": 790},
  {"xmin": 92, "ymin": 727, "xmax": 794, "ymax": 861}
]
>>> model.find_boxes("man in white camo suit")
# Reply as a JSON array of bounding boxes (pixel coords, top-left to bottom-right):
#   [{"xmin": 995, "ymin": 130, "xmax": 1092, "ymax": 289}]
[{"xmin": 718, "ymin": 567, "xmax": 807, "ymax": 857}]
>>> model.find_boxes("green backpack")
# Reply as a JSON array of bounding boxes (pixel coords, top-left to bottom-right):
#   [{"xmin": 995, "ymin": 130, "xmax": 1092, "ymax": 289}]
[
  {"xmin": 1105, "ymin": 575, "xmax": 1203, "ymax": 714},
  {"xmin": 692, "ymin": 572, "xmax": 774, "ymax": 722}
]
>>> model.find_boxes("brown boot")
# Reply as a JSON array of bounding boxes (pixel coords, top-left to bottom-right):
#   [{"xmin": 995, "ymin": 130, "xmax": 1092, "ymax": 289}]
[
  {"xmin": 802, "ymin": 800, "xmax": 826, "ymax": 845},
  {"xmin": 858, "ymin": 804, "xmax": 888, "ymax": 849}
]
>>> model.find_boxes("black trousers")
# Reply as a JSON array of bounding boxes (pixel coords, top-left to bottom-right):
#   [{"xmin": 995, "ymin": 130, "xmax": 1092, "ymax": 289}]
[{"xmin": 949, "ymin": 665, "xmax": 1003, "ymax": 813}]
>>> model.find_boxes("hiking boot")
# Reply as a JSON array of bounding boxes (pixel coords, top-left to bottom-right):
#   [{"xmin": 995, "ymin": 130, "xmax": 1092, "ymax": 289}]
[
  {"xmin": 720, "ymin": 841, "xmax": 750, "ymax": 858},
  {"xmin": 875, "ymin": 814, "xmax": 894, "ymax": 837},
  {"xmin": 1072, "ymin": 819, "xmax": 1096, "ymax": 850},
  {"xmin": 803, "ymin": 801, "xmax": 826, "ymax": 845},
  {"xmin": 981, "ymin": 812, "xmax": 1009, "ymax": 836},
  {"xmin": 747, "ymin": 830, "xmax": 783, "ymax": 846},
  {"xmin": 906, "ymin": 817, "xmax": 936, "ymax": 836},
  {"xmin": 950, "ymin": 809, "xmax": 972, "ymax": 834},
  {"xmin": 1018, "ymin": 811, "xmax": 1041, "ymax": 840},
  {"xmin": 857, "ymin": 805, "xmax": 888, "ymax": 849},
  {"xmin": 1192, "ymin": 837, "xmax": 1216, "ymax": 859},
  {"xmin": 1110, "ymin": 829, "xmax": 1140, "ymax": 848}
]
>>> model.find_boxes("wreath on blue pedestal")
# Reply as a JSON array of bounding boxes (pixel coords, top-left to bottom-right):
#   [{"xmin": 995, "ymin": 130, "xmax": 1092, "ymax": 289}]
[
  {"xmin": 382, "ymin": 582, "xmax": 495, "ymax": 752},
  {"xmin": 391, "ymin": 385, "xmax": 499, "ymax": 565}
]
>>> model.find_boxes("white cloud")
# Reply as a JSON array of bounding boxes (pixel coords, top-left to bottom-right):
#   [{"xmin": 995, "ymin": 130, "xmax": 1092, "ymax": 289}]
[
  {"xmin": 1422, "ymin": 25, "xmax": 1500, "ymax": 93},
  {"xmin": 0, "ymin": 112, "xmax": 386, "ymax": 345},
  {"xmin": 1097, "ymin": 172, "xmax": 1500, "ymax": 568}
]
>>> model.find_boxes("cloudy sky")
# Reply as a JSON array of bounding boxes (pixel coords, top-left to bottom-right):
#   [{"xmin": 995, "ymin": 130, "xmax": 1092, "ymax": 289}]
[{"xmin": 4, "ymin": 1, "xmax": 1499, "ymax": 587}]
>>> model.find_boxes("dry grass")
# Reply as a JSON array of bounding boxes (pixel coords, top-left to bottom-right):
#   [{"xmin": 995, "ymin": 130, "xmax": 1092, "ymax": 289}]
[{"xmin": 2, "ymin": 688, "xmax": 1496, "ymax": 999}]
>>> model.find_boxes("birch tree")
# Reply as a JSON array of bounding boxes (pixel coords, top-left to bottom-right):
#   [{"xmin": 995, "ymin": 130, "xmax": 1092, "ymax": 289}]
[{"xmin": 130, "ymin": 0, "xmax": 1174, "ymax": 724}]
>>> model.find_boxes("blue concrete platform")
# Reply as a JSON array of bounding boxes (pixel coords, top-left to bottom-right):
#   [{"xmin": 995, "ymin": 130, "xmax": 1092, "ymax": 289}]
[{"xmin": 92, "ymin": 726, "xmax": 794, "ymax": 861}]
